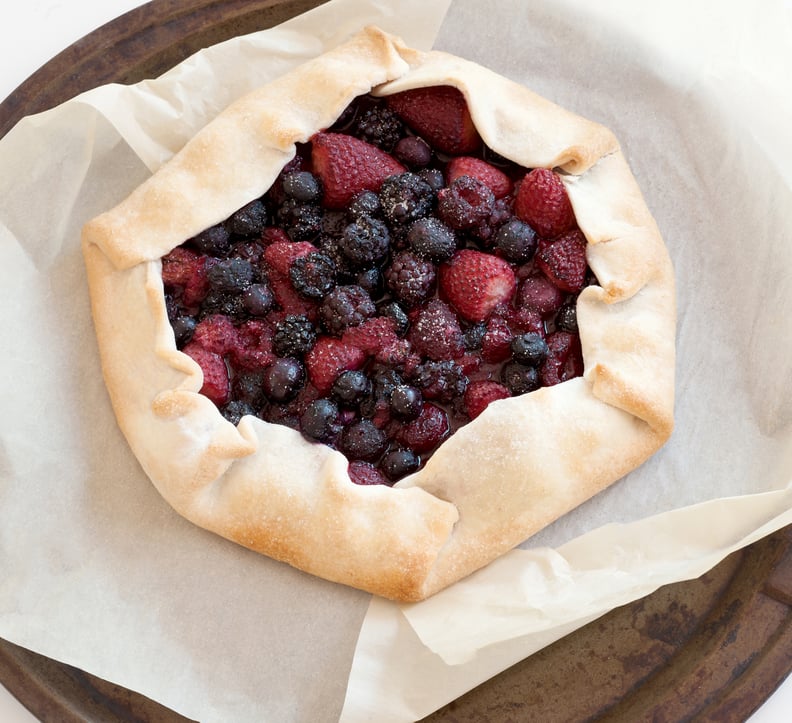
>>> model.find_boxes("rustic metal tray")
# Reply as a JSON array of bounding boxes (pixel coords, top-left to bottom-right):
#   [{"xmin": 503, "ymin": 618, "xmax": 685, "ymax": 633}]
[{"xmin": 1, "ymin": 1, "xmax": 791, "ymax": 720}]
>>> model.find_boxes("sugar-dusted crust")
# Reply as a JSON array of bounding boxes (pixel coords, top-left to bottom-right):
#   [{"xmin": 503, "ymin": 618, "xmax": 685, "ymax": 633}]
[{"xmin": 82, "ymin": 26, "xmax": 675, "ymax": 601}]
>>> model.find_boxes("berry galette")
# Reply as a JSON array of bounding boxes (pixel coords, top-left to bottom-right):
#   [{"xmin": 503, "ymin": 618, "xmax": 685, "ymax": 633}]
[{"xmin": 82, "ymin": 27, "xmax": 675, "ymax": 601}]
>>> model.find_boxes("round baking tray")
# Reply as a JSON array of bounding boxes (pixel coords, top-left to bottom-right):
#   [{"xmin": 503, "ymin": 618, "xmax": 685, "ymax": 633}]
[{"xmin": 1, "ymin": 1, "xmax": 791, "ymax": 720}]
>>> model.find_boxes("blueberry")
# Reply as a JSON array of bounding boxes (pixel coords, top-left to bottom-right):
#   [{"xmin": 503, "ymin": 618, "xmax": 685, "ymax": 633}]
[
  {"xmin": 389, "ymin": 385, "xmax": 422, "ymax": 420},
  {"xmin": 221, "ymin": 400, "xmax": 257, "ymax": 426},
  {"xmin": 171, "ymin": 315, "xmax": 196, "ymax": 348},
  {"xmin": 407, "ymin": 216, "xmax": 457, "ymax": 263},
  {"xmin": 501, "ymin": 361, "xmax": 540, "ymax": 395},
  {"xmin": 494, "ymin": 219, "xmax": 537, "ymax": 263},
  {"xmin": 339, "ymin": 420, "xmax": 388, "ymax": 462},
  {"xmin": 242, "ymin": 283, "xmax": 274, "ymax": 317},
  {"xmin": 262, "ymin": 358, "xmax": 304, "ymax": 402},
  {"xmin": 510, "ymin": 333, "xmax": 549, "ymax": 367},
  {"xmin": 282, "ymin": 171, "xmax": 322, "ymax": 203},
  {"xmin": 300, "ymin": 399, "xmax": 342, "ymax": 442},
  {"xmin": 380, "ymin": 447, "xmax": 421, "ymax": 481},
  {"xmin": 393, "ymin": 136, "xmax": 432, "ymax": 169}
]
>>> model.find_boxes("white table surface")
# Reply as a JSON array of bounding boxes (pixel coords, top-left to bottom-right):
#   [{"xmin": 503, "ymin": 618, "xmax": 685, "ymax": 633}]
[{"xmin": 0, "ymin": 1, "xmax": 790, "ymax": 721}]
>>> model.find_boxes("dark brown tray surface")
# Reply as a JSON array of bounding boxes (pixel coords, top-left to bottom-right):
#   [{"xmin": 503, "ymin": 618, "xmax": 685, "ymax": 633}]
[{"xmin": 2, "ymin": 2, "xmax": 791, "ymax": 720}]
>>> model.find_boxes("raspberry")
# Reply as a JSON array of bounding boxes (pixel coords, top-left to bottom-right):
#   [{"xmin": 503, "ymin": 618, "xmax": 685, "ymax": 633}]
[
  {"xmin": 539, "ymin": 331, "xmax": 584, "ymax": 386},
  {"xmin": 192, "ymin": 314, "xmax": 238, "ymax": 355},
  {"xmin": 263, "ymin": 241, "xmax": 317, "ymax": 277},
  {"xmin": 514, "ymin": 168, "xmax": 576, "ymax": 238},
  {"xmin": 407, "ymin": 300, "xmax": 465, "ymax": 361},
  {"xmin": 480, "ymin": 315, "xmax": 513, "ymax": 363},
  {"xmin": 348, "ymin": 460, "xmax": 389, "ymax": 486},
  {"xmin": 536, "ymin": 230, "xmax": 588, "ymax": 293},
  {"xmin": 304, "ymin": 337, "xmax": 366, "ymax": 394},
  {"xmin": 341, "ymin": 316, "xmax": 400, "ymax": 356},
  {"xmin": 229, "ymin": 319, "xmax": 276, "ymax": 371},
  {"xmin": 517, "ymin": 274, "xmax": 565, "ymax": 317},
  {"xmin": 319, "ymin": 285, "xmax": 376, "ymax": 335},
  {"xmin": 395, "ymin": 402, "xmax": 449, "ymax": 454},
  {"xmin": 464, "ymin": 380, "xmax": 511, "ymax": 419},
  {"xmin": 437, "ymin": 176, "xmax": 494, "ymax": 230},
  {"xmin": 182, "ymin": 342, "xmax": 230, "ymax": 406},
  {"xmin": 438, "ymin": 249, "xmax": 516, "ymax": 323},
  {"xmin": 384, "ymin": 251, "xmax": 436, "ymax": 308}
]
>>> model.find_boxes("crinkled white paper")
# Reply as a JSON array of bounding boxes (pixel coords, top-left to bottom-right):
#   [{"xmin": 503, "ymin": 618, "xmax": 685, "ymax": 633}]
[{"xmin": 1, "ymin": 1, "xmax": 791, "ymax": 722}]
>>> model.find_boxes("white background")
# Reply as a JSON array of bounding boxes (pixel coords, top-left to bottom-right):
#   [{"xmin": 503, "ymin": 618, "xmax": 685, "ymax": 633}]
[{"xmin": 0, "ymin": 1, "xmax": 789, "ymax": 721}]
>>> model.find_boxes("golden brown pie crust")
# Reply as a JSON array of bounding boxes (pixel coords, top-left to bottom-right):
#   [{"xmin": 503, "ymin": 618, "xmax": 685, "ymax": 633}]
[{"xmin": 82, "ymin": 26, "xmax": 675, "ymax": 602}]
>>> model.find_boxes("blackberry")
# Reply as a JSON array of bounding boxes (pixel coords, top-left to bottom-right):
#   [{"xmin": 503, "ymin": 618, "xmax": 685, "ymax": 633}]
[
  {"xmin": 221, "ymin": 400, "xmax": 257, "ymax": 426},
  {"xmin": 463, "ymin": 322, "xmax": 487, "ymax": 351},
  {"xmin": 338, "ymin": 420, "xmax": 388, "ymax": 462},
  {"xmin": 273, "ymin": 315, "xmax": 317, "ymax": 358},
  {"xmin": 384, "ymin": 251, "xmax": 436, "ymax": 308},
  {"xmin": 171, "ymin": 315, "xmax": 197, "ymax": 348},
  {"xmin": 355, "ymin": 267, "xmax": 384, "ymax": 299},
  {"xmin": 352, "ymin": 105, "xmax": 404, "ymax": 150},
  {"xmin": 278, "ymin": 198, "xmax": 323, "ymax": 241},
  {"xmin": 319, "ymin": 285, "xmax": 376, "ymax": 335},
  {"xmin": 411, "ymin": 360, "xmax": 468, "ymax": 402},
  {"xmin": 348, "ymin": 191, "xmax": 382, "ymax": 220},
  {"xmin": 379, "ymin": 172, "xmax": 435, "ymax": 227},
  {"xmin": 437, "ymin": 175, "xmax": 495, "ymax": 230},
  {"xmin": 230, "ymin": 239, "xmax": 265, "ymax": 266},
  {"xmin": 378, "ymin": 300, "xmax": 410, "ymax": 337},
  {"xmin": 282, "ymin": 171, "xmax": 322, "ymax": 203},
  {"xmin": 389, "ymin": 384, "xmax": 423, "ymax": 420},
  {"xmin": 242, "ymin": 283, "xmax": 274, "ymax": 317},
  {"xmin": 555, "ymin": 303, "xmax": 578, "ymax": 333},
  {"xmin": 232, "ymin": 369, "xmax": 268, "ymax": 407},
  {"xmin": 190, "ymin": 224, "xmax": 231, "ymax": 256},
  {"xmin": 227, "ymin": 199, "xmax": 268, "ymax": 237},
  {"xmin": 393, "ymin": 136, "xmax": 432, "ymax": 169},
  {"xmin": 207, "ymin": 257, "xmax": 255, "ymax": 292},
  {"xmin": 321, "ymin": 209, "xmax": 348, "ymax": 238},
  {"xmin": 300, "ymin": 399, "xmax": 342, "ymax": 442},
  {"xmin": 262, "ymin": 357, "xmax": 305, "ymax": 402},
  {"xmin": 338, "ymin": 216, "xmax": 390, "ymax": 269},
  {"xmin": 199, "ymin": 289, "xmax": 246, "ymax": 319},
  {"xmin": 380, "ymin": 447, "xmax": 421, "ymax": 481},
  {"xmin": 471, "ymin": 197, "xmax": 514, "ymax": 246},
  {"xmin": 370, "ymin": 366, "xmax": 404, "ymax": 401},
  {"xmin": 510, "ymin": 332, "xmax": 549, "ymax": 366},
  {"xmin": 407, "ymin": 216, "xmax": 457, "ymax": 263},
  {"xmin": 331, "ymin": 370, "xmax": 372, "ymax": 407},
  {"xmin": 494, "ymin": 218, "xmax": 537, "ymax": 262},
  {"xmin": 289, "ymin": 251, "xmax": 337, "ymax": 300},
  {"xmin": 501, "ymin": 361, "xmax": 540, "ymax": 395}
]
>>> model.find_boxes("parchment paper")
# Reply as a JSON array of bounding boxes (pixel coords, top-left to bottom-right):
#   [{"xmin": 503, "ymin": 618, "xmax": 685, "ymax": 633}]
[{"xmin": 1, "ymin": 0, "xmax": 791, "ymax": 721}]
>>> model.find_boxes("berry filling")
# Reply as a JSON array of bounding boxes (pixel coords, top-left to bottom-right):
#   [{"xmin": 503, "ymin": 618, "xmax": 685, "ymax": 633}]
[{"xmin": 161, "ymin": 87, "xmax": 596, "ymax": 484}]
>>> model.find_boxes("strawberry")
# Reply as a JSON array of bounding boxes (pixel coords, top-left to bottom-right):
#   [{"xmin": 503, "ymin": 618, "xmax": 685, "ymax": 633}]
[
  {"xmin": 304, "ymin": 336, "xmax": 366, "ymax": 394},
  {"xmin": 386, "ymin": 86, "xmax": 481, "ymax": 155},
  {"xmin": 311, "ymin": 132, "xmax": 405, "ymax": 209},
  {"xmin": 514, "ymin": 168, "xmax": 576, "ymax": 238},
  {"xmin": 438, "ymin": 249, "xmax": 517, "ymax": 323},
  {"xmin": 182, "ymin": 342, "xmax": 230, "ymax": 406},
  {"xmin": 536, "ymin": 232, "xmax": 588, "ymax": 293},
  {"xmin": 464, "ymin": 380, "xmax": 511, "ymax": 419},
  {"xmin": 446, "ymin": 156, "xmax": 512, "ymax": 199}
]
